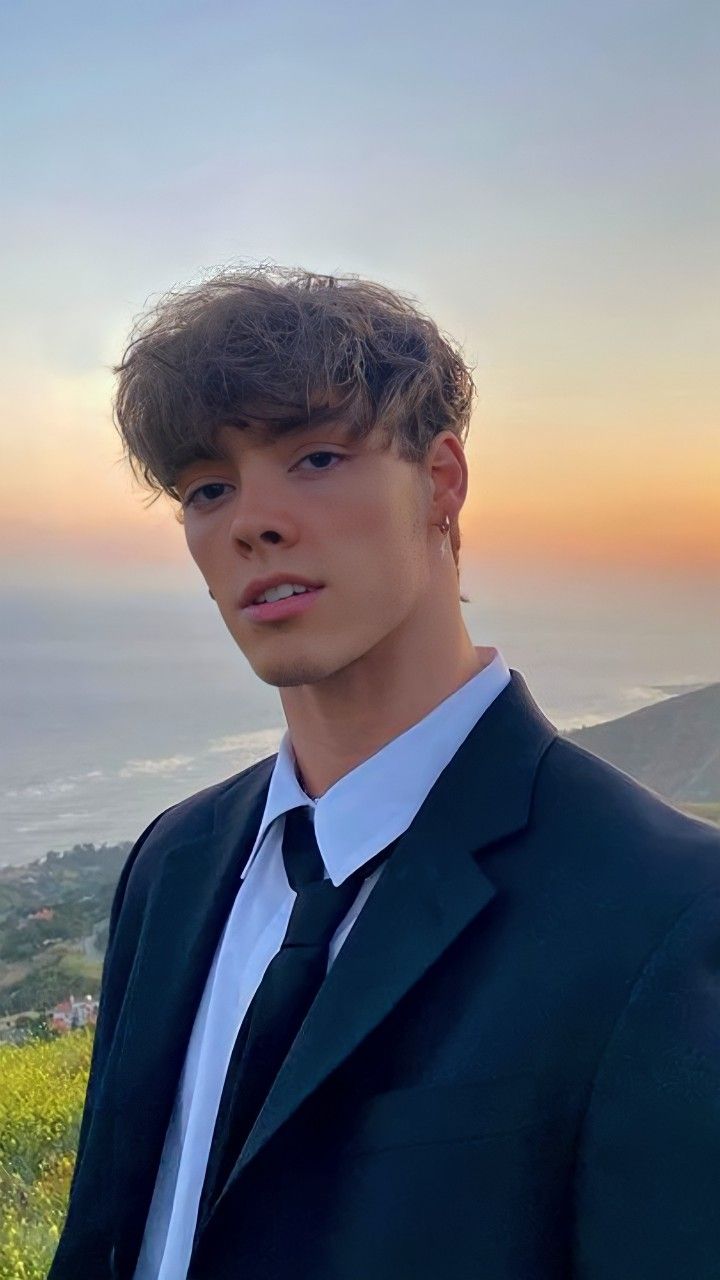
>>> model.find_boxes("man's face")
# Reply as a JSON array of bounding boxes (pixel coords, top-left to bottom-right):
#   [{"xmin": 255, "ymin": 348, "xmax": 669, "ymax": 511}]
[{"xmin": 176, "ymin": 416, "xmax": 440, "ymax": 689}]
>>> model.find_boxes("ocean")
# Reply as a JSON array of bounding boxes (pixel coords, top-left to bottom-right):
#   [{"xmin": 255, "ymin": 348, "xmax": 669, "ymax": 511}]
[{"xmin": 2, "ymin": 564, "xmax": 717, "ymax": 869}]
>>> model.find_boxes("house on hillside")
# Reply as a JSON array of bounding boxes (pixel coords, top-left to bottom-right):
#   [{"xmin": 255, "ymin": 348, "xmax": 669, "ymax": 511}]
[
  {"xmin": 50, "ymin": 993, "xmax": 98, "ymax": 1033},
  {"xmin": 28, "ymin": 906, "xmax": 55, "ymax": 921},
  {"xmin": 17, "ymin": 905, "xmax": 56, "ymax": 931}
]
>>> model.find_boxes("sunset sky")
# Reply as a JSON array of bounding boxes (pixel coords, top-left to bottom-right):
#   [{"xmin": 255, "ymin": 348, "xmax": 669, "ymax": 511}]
[{"xmin": 1, "ymin": 0, "xmax": 718, "ymax": 592}]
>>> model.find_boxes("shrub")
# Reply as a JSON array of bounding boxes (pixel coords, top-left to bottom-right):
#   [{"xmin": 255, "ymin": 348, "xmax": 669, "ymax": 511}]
[{"xmin": 0, "ymin": 1027, "xmax": 92, "ymax": 1280}]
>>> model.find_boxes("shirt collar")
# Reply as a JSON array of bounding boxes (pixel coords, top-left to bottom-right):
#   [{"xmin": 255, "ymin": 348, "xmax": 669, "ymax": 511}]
[{"xmin": 241, "ymin": 646, "xmax": 511, "ymax": 887}]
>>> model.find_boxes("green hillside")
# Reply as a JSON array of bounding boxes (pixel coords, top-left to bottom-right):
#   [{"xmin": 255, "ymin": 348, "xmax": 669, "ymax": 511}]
[
  {"xmin": 566, "ymin": 682, "xmax": 720, "ymax": 805},
  {"xmin": 0, "ymin": 841, "xmax": 129, "ymax": 1026}
]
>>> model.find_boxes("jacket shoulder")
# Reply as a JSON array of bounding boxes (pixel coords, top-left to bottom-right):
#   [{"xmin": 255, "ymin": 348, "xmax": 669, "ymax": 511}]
[
  {"xmin": 112, "ymin": 754, "xmax": 276, "ymax": 920},
  {"xmin": 534, "ymin": 734, "xmax": 720, "ymax": 898}
]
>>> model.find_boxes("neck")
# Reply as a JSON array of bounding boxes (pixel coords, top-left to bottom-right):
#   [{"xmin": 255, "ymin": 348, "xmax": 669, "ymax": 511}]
[{"xmin": 284, "ymin": 592, "xmax": 495, "ymax": 801}]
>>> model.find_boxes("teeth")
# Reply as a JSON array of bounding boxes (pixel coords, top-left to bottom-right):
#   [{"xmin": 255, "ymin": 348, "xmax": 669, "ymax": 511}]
[{"xmin": 255, "ymin": 583, "xmax": 311, "ymax": 605}]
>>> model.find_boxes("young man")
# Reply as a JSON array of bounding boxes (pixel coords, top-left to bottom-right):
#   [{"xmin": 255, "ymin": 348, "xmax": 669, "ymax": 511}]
[{"xmin": 50, "ymin": 267, "xmax": 720, "ymax": 1280}]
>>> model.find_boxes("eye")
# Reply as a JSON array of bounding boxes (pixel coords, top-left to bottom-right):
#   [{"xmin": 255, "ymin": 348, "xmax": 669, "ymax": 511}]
[
  {"xmin": 183, "ymin": 482, "xmax": 232, "ymax": 509},
  {"xmin": 294, "ymin": 451, "xmax": 347, "ymax": 472},
  {"xmin": 183, "ymin": 452, "xmax": 347, "ymax": 509}
]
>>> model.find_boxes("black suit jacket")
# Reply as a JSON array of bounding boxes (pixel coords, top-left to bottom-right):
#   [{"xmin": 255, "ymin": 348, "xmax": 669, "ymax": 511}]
[{"xmin": 48, "ymin": 670, "xmax": 720, "ymax": 1279}]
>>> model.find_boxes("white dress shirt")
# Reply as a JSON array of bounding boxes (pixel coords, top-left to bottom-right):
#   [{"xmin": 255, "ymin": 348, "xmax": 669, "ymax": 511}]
[{"xmin": 133, "ymin": 645, "xmax": 511, "ymax": 1280}]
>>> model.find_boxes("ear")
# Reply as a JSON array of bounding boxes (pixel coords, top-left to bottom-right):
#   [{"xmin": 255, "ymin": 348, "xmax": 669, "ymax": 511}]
[{"xmin": 426, "ymin": 432, "xmax": 468, "ymax": 526}]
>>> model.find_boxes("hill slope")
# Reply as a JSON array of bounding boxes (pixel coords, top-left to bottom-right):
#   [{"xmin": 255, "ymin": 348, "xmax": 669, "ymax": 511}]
[{"xmin": 565, "ymin": 681, "xmax": 720, "ymax": 803}]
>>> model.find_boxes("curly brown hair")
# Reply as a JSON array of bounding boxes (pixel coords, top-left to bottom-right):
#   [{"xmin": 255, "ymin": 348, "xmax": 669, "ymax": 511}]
[{"xmin": 112, "ymin": 262, "xmax": 475, "ymax": 600}]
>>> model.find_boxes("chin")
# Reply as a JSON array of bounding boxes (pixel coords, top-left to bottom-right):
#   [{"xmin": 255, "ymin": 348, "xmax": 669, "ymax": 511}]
[
  {"xmin": 231, "ymin": 619, "xmax": 392, "ymax": 688},
  {"xmin": 247, "ymin": 653, "xmax": 337, "ymax": 689},
  {"xmin": 248, "ymin": 632, "xmax": 382, "ymax": 688}
]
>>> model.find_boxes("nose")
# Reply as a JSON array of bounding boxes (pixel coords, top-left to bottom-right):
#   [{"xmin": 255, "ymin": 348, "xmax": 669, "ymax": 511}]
[{"xmin": 227, "ymin": 489, "xmax": 296, "ymax": 554}]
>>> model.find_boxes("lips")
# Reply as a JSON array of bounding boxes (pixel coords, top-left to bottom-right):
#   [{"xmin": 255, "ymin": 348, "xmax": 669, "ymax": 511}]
[
  {"xmin": 240, "ymin": 577, "xmax": 325, "ymax": 609},
  {"xmin": 251, "ymin": 586, "xmax": 315, "ymax": 607},
  {"xmin": 242, "ymin": 586, "xmax": 325, "ymax": 623}
]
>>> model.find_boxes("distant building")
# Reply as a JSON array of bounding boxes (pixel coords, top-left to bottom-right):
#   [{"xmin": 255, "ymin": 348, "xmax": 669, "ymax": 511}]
[
  {"xmin": 17, "ymin": 905, "xmax": 56, "ymax": 931},
  {"xmin": 50, "ymin": 993, "xmax": 98, "ymax": 1033},
  {"xmin": 28, "ymin": 906, "xmax": 55, "ymax": 921}
]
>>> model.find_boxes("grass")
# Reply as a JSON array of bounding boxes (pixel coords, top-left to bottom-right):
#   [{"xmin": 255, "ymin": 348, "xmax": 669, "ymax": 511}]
[{"xmin": 0, "ymin": 1028, "xmax": 92, "ymax": 1280}]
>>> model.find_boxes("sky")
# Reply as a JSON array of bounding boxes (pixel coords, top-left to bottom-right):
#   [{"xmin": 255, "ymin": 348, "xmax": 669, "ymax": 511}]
[{"xmin": 1, "ymin": 0, "xmax": 718, "ymax": 596}]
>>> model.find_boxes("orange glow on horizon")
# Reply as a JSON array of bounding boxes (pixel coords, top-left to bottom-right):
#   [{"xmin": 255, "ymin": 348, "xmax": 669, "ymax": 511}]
[{"xmin": 2, "ymin": 372, "xmax": 717, "ymax": 582}]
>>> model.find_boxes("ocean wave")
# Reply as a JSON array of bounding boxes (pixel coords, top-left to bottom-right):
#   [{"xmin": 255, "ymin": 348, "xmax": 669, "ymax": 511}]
[{"xmin": 118, "ymin": 755, "xmax": 195, "ymax": 778}]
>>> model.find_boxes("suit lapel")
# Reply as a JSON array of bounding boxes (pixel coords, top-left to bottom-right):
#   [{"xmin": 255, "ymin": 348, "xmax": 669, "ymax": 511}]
[{"xmin": 200, "ymin": 669, "xmax": 557, "ymax": 1232}]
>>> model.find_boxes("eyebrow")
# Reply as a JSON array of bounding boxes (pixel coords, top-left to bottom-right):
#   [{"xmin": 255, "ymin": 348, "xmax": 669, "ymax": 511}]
[{"xmin": 176, "ymin": 417, "xmax": 355, "ymax": 478}]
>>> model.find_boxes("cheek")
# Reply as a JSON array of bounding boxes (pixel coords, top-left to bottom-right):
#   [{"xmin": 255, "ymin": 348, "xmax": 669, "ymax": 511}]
[
  {"xmin": 338, "ymin": 489, "xmax": 403, "ymax": 544},
  {"xmin": 336, "ymin": 489, "xmax": 424, "ymax": 578},
  {"xmin": 183, "ymin": 520, "xmax": 218, "ymax": 571}
]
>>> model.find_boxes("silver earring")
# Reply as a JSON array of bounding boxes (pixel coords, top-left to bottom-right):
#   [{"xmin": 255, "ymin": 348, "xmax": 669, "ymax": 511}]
[{"xmin": 438, "ymin": 514, "xmax": 450, "ymax": 559}]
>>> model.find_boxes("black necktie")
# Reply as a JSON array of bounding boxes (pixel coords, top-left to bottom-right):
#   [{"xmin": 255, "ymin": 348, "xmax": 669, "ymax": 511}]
[{"xmin": 194, "ymin": 805, "xmax": 399, "ymax": 1234}]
